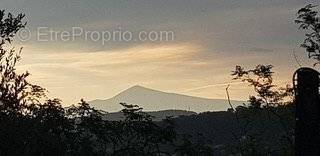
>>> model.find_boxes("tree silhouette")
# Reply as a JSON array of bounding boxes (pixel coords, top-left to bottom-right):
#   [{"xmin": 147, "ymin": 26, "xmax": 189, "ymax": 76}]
[
  {"xmin": 229, "ymin": 65, "xmax": 295, "ymax": 155},
  {"xmin": 0, "ymin": 10, "xmax": 45, "ymax": 115},
  {"xmin": 296, "ymin": 4, "xmax": 320, "ymax": 65},
  {"xmin": 232, "ymin": 65, "xmax": 293, "ymax": 108}
]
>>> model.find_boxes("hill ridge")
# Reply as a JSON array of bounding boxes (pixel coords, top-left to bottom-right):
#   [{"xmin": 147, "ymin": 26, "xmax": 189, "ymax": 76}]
[{"xmin": 89, "ymin": 85, "xmax": 245, "ymax": 113}]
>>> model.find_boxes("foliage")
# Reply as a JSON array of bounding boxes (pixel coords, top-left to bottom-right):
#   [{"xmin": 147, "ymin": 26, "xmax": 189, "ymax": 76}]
[
  {"xmin": 0, "ymin": 10, "xmax": 45, "ymax": 116},
  {"xmin": 295, "ymin": 4, "xmax": 320, "ymax": 65},
  {"xmin": 232, "ymin": 65, "xmax": 294, "ymax": 108},
  {"xmin": 229, "ymin": 65, "xmax": 295, "ymax": 155}
]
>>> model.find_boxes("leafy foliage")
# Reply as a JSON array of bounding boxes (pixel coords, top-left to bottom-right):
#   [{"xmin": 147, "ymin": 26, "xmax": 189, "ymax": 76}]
[
  {"xmin": 295, "ymin": 4, "xmax": 320, "ymax": 64},
  {"xmin": 232, "ymin": 65, "xmax": 293, "ymax": 108},
  {"xmin": 229, "ymin": 65, "xmax": 295, "ymax": 155},
  {"xmin": 0, "ymin": 10, "xmax": 45, "ymax": 115}
]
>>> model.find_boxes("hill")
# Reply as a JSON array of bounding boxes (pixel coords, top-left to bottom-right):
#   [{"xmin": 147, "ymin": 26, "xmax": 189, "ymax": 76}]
[{"xmin": 89, "ymin": 85, "xmax": 245, "ymax": 113}]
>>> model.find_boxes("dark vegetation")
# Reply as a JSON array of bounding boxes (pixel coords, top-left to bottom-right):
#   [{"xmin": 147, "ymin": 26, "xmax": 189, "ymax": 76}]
[
  {"xmin": 102, "ymin": 110, "xmax": 196, "ymax": 121},
  {"xmin": 0, "ymin": 4, "xmax": 318, "ymax": 156},
  {"xmin": 295, "ymin": 4, "xmax": 320, "ymax": 65}
]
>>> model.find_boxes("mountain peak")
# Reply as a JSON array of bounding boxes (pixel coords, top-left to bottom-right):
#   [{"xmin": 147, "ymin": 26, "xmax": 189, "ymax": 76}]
[
  {"xmin": 89, "ymin": 85, "xmax": 245, "ymax": 113},
  {"xmin": 128, "ymin": 85, "xmax": 148, "ymax": 90},
  {"xmin": 123, "ymin": 85, "xmax": 161, "ymax": 94}
]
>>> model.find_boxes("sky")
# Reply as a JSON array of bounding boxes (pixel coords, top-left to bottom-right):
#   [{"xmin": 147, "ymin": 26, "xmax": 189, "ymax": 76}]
[{"xmin": 0, "ymin": 0, "xmax": 319, "ymax": 105}]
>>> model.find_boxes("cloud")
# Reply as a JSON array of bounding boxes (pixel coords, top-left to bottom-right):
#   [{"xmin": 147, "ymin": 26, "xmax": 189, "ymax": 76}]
[
  {"xmin": 17, "ymin": 43, "xmax": 215, "ymax": 103},
  {"xmin": 19, "ymin": 42, "xmax": 203, "ymax": 72},
  {"xmin": 185, "ymin": 81, "xmax": 245, "ymax": 92}
]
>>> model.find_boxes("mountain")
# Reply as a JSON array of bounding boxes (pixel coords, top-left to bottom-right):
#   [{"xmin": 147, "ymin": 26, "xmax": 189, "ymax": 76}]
[{"xmin": 89, "ymin": 85, "xmax": 245, "ymax": 113}]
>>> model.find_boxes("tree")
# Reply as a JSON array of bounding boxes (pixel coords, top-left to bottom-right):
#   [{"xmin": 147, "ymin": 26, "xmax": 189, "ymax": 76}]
[
  {"xmin": 295, "ymin": 4, "xmax": 320, "ymax": 65},
  {"xmin": 109, "ymin": 103, "xmax": 177, "ymax": 156},
  {"xmin": 0, "ymin": 10, "xmax": 45, "ymax": 115},
  {"xmin": 230, "ymin": 65, "xmax": 295, "ymax": 155},
  {"xmin": 231, "ymin": 65, "xmax": 293, "ymax": 108},
  {"xmin": 0, "ymin": 10, "xmax": 85, "ymax": 156}
]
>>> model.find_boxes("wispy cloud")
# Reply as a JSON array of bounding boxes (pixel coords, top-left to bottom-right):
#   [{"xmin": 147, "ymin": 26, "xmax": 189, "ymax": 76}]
[{"xmin": 185, "ymin": 81, "xmax": 245, "ymax": 92}]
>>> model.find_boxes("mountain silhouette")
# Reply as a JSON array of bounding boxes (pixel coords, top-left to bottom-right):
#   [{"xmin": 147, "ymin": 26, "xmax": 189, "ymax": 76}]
[{"xmin": 89, "ymin": 85, "xmax": 245, "ymax": 113}]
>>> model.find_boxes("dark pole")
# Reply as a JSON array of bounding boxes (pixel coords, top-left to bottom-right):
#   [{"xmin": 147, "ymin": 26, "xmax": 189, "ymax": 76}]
[{"xmin": 295, "ymin": 67, "xmax": 320, "ymax": 156}]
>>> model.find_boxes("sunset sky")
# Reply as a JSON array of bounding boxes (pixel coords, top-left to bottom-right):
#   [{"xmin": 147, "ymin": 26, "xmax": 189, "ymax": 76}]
[{"xmin": 1, "ymin": 0, "xmax": 318, "ymax": 105}]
